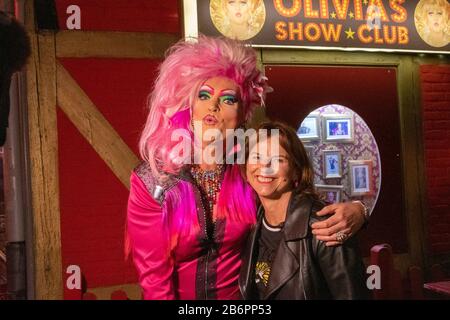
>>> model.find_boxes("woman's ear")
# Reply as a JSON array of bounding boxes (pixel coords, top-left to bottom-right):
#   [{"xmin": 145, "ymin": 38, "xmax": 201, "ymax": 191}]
[{"xmin": 292, "ymin": 171, "xmax": 301, "ymax": 187}]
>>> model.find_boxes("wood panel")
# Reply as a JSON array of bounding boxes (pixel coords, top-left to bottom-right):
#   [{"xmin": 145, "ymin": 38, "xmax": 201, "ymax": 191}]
[
  {"xmin": 25, "ymin": 0, "xmax": 63, "ymax": 300},
  {"xmin": 397, "ymin": 57, "xmax": 428, "ymax": 269},
  {"xmin": 56, "ymin": 63, "xmax": 140, "ymax": 189},
  {"xmin": 56, "ymin": 31, "xmax": 179, "ymax": 58}
]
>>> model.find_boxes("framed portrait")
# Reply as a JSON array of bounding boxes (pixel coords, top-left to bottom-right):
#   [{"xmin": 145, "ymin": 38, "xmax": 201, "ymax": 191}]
[
  {"xmin": 315, "ymin": 184, "xmax": 343, "ymax": 204},
  {"xmin": 297, "ymin": 114, "xmax": 320, "ymax": 141},
  {"xmin": 322, "ymin": 114, "xmax": 354, "ymax": 143},
  {"xmin": 304, "ymin": 145, "xmax": 314, "ymax": 162},
  {"xmin": 349, "ymin": 160, "xmax": 373, "ymax": 196},
  {"xmin": 323, "ymin": 150, "xmax": 342, "ymax": 179}
]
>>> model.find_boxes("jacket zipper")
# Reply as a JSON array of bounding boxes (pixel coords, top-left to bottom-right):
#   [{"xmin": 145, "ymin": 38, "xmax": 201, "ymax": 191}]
[
  {"xmin": 189, "ymin": 168, "xmax": 223, "ymax": 300},
  {"xmin": 205, "ymin": 249, "xmax": 210, "ymax": 299},
  {"xmin": 194, "ymin": 183, "xmax": 215, "ymax": 300},
  {"xmin": 300, "ymin": 241, "xmax": 308, "ymax": 299},
  {"xmin": 203, "ymin": 204, "xmax": 216, "ymax": 300}
]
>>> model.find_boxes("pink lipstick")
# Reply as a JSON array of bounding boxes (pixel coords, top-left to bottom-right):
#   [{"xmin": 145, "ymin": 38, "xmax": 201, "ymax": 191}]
[{"xmin": 203, "ymin": 114, "xmax": 218, "ymax": 125}]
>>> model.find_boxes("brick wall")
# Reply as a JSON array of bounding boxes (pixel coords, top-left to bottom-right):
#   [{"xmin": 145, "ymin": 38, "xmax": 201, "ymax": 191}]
[{"xmin": 421, "ymin": 65, "xmax": 450, "ymax": 255}]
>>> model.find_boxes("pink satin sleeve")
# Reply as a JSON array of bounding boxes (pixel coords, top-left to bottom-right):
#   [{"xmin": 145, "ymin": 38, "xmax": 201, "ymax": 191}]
[{"xmin": 127, "ymin": 172, "xmax": 175, "ymax": 300}]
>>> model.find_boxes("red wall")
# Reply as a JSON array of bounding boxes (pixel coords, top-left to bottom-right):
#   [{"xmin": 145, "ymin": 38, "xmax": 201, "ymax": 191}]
[
  {"xmin": 54, "ymin": 1, "xmax": 181, "ymax": 298},
  {"xmin": 421, "ymin": 65, "xmax": 450, "ymax": 255},
  {"xmin": 58, "ymin": 59, "xmax": 161, "ymax": 295},
  {"xmin": 55, "ymin": 0, "xmax": 180, "ymax": 33}
]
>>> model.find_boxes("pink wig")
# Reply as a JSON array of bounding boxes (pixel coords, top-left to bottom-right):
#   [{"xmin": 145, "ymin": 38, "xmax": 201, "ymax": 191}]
[
  {"xmin": 139, "ymin": 35, "xmax": 270, "ymax": 176},
  {"xmin": 136, "ymin": 36, "xmax": 268, "ymax": 240}
]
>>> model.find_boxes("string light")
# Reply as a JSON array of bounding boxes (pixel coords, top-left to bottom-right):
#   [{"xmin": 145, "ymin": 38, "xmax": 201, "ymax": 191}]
[{"xmin": 274, "ymin": 0, "xmax": 301, "ymax": 17}]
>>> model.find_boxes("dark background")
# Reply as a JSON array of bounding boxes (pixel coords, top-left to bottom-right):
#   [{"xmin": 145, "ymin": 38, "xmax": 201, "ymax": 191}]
[{"xmin": 265, "ymin": 64, "xmax": 407, "ymax": 254}]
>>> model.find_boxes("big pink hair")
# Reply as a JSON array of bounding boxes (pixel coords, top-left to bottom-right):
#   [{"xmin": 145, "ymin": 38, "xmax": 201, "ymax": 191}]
[
  {"xmin": 136, "ymin": 36, "xmax": 269, "ymax": 240},
  {"xmin": 139, "ymin": 35, "xmax": 269, "ymax": 175}
]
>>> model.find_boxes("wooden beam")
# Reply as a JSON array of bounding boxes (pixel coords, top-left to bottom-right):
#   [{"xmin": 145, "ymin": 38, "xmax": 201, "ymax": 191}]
[
  {"xmin": 56, "ymin": 63, "xmax": 140, "ymax": 189},
  {"xmin": 56, "ymin": 31, "xmax": 179, "ymax": 58},
  {"xmin": 397, "ymin": 56, "xmax": 428, "ymax": 270},
  {"xmin": 25, "ymin": 1, "xmax": 63, "ymax": 300},
  {"xmin": 261, "ymin": 49, "xmax": 402, "ymax": 66}
]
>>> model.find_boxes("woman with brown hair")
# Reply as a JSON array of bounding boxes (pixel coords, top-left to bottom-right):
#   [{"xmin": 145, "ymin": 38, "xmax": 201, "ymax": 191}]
[{"xmin": 239, "ymin": 122, "xmax": 369, "ymax": 300}]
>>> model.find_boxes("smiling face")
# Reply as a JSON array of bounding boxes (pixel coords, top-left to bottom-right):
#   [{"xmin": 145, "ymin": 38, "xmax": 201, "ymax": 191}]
[
  {"xmin": 226, "ymin": 0, "xmax": 251, "ymax": 25},
  {"xmin": 426, "ymin": 4, "xmax": 446, "ymax": 32},
  {"xmin": 246, "ymin": 137, "xmax": 295, "ymax": 200},
  {"xmin": 192, "ymin": 76, "xmax": 243, "ymax": 145}
]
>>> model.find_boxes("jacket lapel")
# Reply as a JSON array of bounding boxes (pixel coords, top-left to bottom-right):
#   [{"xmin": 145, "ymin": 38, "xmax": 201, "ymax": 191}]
[
  {"xmin": 263, "ymin": 193, "xmax": 312, "ymax": 299},
  {"xmin": 239, "ymin": 206, "xmax": 264, "ymax": 299}
]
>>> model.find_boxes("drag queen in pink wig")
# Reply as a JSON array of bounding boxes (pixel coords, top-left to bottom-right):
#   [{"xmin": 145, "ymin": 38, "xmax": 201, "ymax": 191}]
[{"xmin": 127, "ymin": 36, "xmax": 367, "ymax": 300}]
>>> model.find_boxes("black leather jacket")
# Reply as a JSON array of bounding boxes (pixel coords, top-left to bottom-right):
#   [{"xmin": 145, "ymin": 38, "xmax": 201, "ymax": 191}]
[{"xmin": 239, "ymin": 192, "xmax": 370, "ymax": 300}]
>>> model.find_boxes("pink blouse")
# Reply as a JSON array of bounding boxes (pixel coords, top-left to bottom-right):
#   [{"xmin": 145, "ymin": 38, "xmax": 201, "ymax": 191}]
[{"xmin": 127, "ymin": 166, "xmax": 254, "ymax": 300}]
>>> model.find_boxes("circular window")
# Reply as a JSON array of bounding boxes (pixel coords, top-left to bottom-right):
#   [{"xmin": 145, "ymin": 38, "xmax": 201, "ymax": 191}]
[{"xmin": 297, "ymin": 104, "xmax": 381, "ymax": 215}]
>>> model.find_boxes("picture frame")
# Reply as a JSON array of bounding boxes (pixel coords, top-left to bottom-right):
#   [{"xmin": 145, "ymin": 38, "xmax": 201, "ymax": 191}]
[
  {"xmin": 304, "ymin": 145, "xmax": 314, "ymax": 163},
  {"xmin": 297, "ymin": 113, "xmax": 320, "ymax": 141},
  {"xmin": 315, "ymin": 184, "xmax": 343, "ymax": 204},
  {"xmin": 323, "ymin": 150, "xmax": 342, "ymax": 179},
  {"xmin": 322, "ymin": 114, "xmax": 354, "ymax": 143},
  {"xmin": 349, "ymin": 160, "xmax": 373, "ymax": 196}
]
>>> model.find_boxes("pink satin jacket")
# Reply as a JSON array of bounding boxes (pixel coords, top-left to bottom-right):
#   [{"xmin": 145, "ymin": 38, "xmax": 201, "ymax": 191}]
[{"xmin": 127, "ymin": 162, "xmax": 254, "ymax": 300}]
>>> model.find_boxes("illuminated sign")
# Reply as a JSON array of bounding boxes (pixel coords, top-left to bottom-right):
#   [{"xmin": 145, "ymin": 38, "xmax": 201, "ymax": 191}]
[{"xmin": 185, "ymin": 0, "xmax": 450, "ymax": 54}]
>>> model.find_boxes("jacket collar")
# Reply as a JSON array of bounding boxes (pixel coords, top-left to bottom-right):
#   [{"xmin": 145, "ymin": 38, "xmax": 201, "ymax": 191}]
[
  {"xmin": 261, "ymin": 191, "xmax": 312, "ymax": 299},
  {"xmin": 239, "ymin": 190, "xmax": 314, "ymax": 300},
  {"xmin": 238, "ymin": 205, "xmax": 264, "ymax": 300},
  {"xmin": 282, "ymin": 191, "xmax": 312, "ymax": 241},
  {"xmin": 177, "ymin": 165, "xmax": 194, "ymax": 183},
  {"xmin": 177, "ymin": 164, "xmax": 231, "ymax": 184}
]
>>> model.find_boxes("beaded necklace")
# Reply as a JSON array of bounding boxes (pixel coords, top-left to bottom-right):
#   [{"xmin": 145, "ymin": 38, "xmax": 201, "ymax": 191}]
[{"xmin": 190, "ymin": 164, "xmax": 226, "ymax": 219}]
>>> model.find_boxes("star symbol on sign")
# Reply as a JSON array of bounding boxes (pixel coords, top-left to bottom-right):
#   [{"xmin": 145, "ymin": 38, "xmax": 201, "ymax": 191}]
[
  {"xmin": 331, "ymin": 12, "xmax": 337, "ymax": 19},
  {"xmin": 349, "ymin": 11, "xmax": 354, "ymax": 18},
  {"xmin": 345, "ymin": 28, "xmax": 355, "ymax": 39}
]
